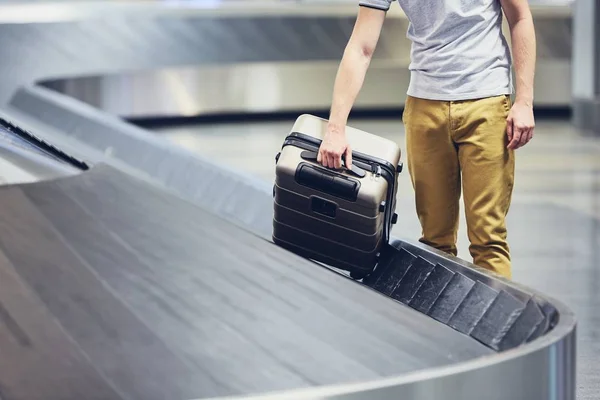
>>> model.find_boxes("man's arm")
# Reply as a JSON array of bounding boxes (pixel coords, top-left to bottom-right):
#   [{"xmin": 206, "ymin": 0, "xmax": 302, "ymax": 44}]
[
  {"xmin": 501, "ymin": 0, "xmax": 537, "ymax": 149},
  {"xmin": 318, "ymin": 5, "xmax": 387, "ymax": 169}
]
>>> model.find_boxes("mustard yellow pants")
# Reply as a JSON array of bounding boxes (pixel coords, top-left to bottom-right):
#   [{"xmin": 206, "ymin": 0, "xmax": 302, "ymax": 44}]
[{"xmin": 403, "ymin": 94, "xmax": 515, "ymax": 279}]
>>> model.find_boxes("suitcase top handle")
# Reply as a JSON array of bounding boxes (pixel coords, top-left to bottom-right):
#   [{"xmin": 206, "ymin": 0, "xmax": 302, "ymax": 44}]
[{"xmin": 300, "ymin": 150, "xmax": 367, "ymax": 178}]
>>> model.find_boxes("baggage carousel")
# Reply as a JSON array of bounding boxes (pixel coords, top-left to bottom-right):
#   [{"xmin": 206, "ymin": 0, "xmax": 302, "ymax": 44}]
[
  {"xmin": 0, "ymin": 136, "xmax": 495, "ymax": 400},
  {"xmin": 0, "ymin": 109, "xmax": 576, "ymax": 400},
  {"xmin": 0, "ymin": 1, "xmax": 578, "ymax": 399}
]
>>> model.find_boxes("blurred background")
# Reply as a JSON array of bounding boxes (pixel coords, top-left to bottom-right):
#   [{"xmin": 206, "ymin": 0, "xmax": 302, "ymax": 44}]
[{"xmin": 0, "ymin": 0, "xmax": 597, "ymax": 398}]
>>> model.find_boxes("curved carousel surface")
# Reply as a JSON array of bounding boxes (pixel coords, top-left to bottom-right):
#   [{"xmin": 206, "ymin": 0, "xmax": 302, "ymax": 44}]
[
  {"xmin": 0, "ymin": 1, "xmax": 580, "ymax": 399},
  {"xmin": 0, "ymin": 110, "xmax": 576, "ymax": 400}
]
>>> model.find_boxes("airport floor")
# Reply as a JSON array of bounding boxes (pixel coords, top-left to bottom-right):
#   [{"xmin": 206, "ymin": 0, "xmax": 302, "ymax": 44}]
[{"xmin": 154, "ymin": 116, "xmax": 599, "ymax": 399}]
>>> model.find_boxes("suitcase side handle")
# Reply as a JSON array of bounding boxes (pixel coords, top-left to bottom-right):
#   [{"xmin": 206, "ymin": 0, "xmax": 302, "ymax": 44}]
[
  {"xmin": 295, "ymin": 163, "xmax": 360, "ymax": 202},
  {"xmin": 300, "ymin": 150, "xmax": 367, "ymax": 178}
]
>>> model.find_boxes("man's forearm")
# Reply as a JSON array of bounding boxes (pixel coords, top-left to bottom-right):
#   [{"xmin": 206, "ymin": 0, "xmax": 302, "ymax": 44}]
[
  {"xmin": 328, "ymin": 45, "xmax": 372, "ymax": 134},
  {"xmin": 509, "ymin": 14, "xmax": 536, "ymax": 106}
]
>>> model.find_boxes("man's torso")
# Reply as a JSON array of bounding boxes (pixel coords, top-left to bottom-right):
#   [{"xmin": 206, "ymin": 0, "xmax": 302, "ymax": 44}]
[{"xmin": 360, "ymin": 0, "xmax": 513, "ymax": 101}]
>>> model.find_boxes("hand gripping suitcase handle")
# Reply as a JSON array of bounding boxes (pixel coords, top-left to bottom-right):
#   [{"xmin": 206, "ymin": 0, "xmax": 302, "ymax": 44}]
[{"xmin": 300, "ymin": 150, "xmax": 367, "ymax": 178}]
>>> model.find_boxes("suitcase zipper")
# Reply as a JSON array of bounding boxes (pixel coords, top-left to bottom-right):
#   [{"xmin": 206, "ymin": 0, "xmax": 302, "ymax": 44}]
[
  {"xmin": 281, "ymin": 132, "xmax": 397, "ymax": 245},
  {"xmin": 374, "ymin": 165, "xmax": 382, "ymax": 178}
]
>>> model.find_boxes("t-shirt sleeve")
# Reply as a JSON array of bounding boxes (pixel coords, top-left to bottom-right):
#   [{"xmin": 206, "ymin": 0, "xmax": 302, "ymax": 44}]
[{"xmin": 358, "ymin": 0, "xmax": 393, "ymax": 11}]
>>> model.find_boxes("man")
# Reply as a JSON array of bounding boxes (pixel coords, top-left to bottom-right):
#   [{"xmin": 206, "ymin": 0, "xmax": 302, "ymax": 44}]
[{"xmin": 317, "ymin": 0, "xmax": 536, "ymax": 279}]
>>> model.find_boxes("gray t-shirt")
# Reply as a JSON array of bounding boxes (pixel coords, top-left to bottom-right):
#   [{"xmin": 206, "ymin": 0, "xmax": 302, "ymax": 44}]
[{"xmin": 358, "ymin": 0, "xmax": 513, "ymax": 101}]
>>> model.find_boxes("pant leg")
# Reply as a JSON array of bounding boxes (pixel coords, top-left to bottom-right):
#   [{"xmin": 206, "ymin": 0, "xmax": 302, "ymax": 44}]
[
  {"xmin": 403, "ymin": 95, "xmax": 461, "ymax": 256},
  {"xmin": 452, "ymin": 95, "xmax": 515, "ymax": 279}
]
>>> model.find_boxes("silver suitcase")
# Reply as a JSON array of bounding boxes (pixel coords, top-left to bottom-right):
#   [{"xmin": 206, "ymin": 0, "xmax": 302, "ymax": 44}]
[{"xmin": 273, "ymin": 114, "xmax": 403, "ymax": 279}]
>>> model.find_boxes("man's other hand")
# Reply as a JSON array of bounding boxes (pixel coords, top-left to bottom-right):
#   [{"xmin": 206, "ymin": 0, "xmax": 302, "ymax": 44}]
[{"xmin": 507, "ymin": 100, "xmax": 535, "ymax": 150}]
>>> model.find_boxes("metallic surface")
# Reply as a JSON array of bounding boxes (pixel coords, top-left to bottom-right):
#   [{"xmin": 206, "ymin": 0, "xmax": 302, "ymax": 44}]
[
  {"xmin": 0, "ymin": 1, "xmax": 582, "ymax": 399},
  {"xmin": 0, "ymin": 0, "xmax": 401, "ymax": 106},
  {"xmin": 34, "ymin": 4, "xmax": 573, "ymax": 119},
  {"xmin": 572, "ymin": 98, "xmax": 600, "ymax": 135},
  {"xmin": 571, "ymin": 0, "xmax": 600, "ymax": 134},
  {"xmin": 39, "ymin": 62, "xmax": 411, "ymax": 119},
  {"xmin": 0, "ymin": 0, "xmax": 573, "ymax": 112},
  {"xmin": 3, "ymin": 85, "xmax": 578, "ymax": 399},
  {"xmin": 597, "ymin": 0, "xmax": 600, "ymax": 97},
  {"xmin": 571, "ymin": 0, "xmax": 595, "ymax": 99}
]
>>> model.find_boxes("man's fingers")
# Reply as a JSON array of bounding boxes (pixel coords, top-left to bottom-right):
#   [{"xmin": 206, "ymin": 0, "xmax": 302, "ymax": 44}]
[
  {"xmin": 521, "ymin": 128, "xmax": 534, "ymax": 147},
  {"xmin": 318, "ymin": 145, "xmax": 351, "ymax": 169},
  {"xmin": 506, "ymin": 117, "xmax": 514, "ymax": 143},
  {"xmin": 345, "ymin": 147, "xmax": 353, "ymax": 169},
  {"xmin": 333, "ymin": 152, "xmax": 343, "ymax": 169},
  {"xmin": 327, "ymin": 152, "xmax": 336, "ymax": 169},
  {"xmin": 514, "ymin": 125, "xmax": 534, "ymax": 149},
  {"xmin": 511, "ymin": 126, "xmax": 524, "ymax": 149},
  {"xmin": 508, "ymin": 129, "xmax": 522, "ymax": 150},
  {"xmin": 519, "ymin": 127, "xmax": 530, "ymax": 147}
]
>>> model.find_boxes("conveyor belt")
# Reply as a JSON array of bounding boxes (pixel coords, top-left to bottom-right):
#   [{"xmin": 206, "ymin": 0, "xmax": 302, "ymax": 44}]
[
  {"xmin": 0, "ymin": 97, "xmax": 577, "ymax": 399},
  {"xmin": 0, "ymin": 164, "xmax": 494, "ymax": 400},
  {"xmin": 0, "ymin": 1, "xmax": 580, "ymax": 399}
]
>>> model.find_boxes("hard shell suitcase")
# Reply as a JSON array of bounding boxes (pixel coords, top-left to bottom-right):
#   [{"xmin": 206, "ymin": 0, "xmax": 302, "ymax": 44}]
[{"xmin": 273, "ymin": 114, "xmax": 402, "ymax": 279}]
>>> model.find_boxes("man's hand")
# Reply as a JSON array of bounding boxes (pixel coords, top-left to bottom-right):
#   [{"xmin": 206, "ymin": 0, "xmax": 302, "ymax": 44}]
[
  {"xmin": 317, "ymin": 126, "xmax": 352, "ymax": 170},
  {"xmin": 506, "ymin": 100, "xmax": 535, "ymax": 150},
  {"xmin": 500, "ymin": 0, "xmax": 536, "ymax": 150}
]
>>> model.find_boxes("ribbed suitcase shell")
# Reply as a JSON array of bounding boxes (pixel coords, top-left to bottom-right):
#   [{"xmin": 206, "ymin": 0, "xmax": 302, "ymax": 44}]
[{"xmin": 273, "ymin": 114, "xmax": 402, "ymax": 278}]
